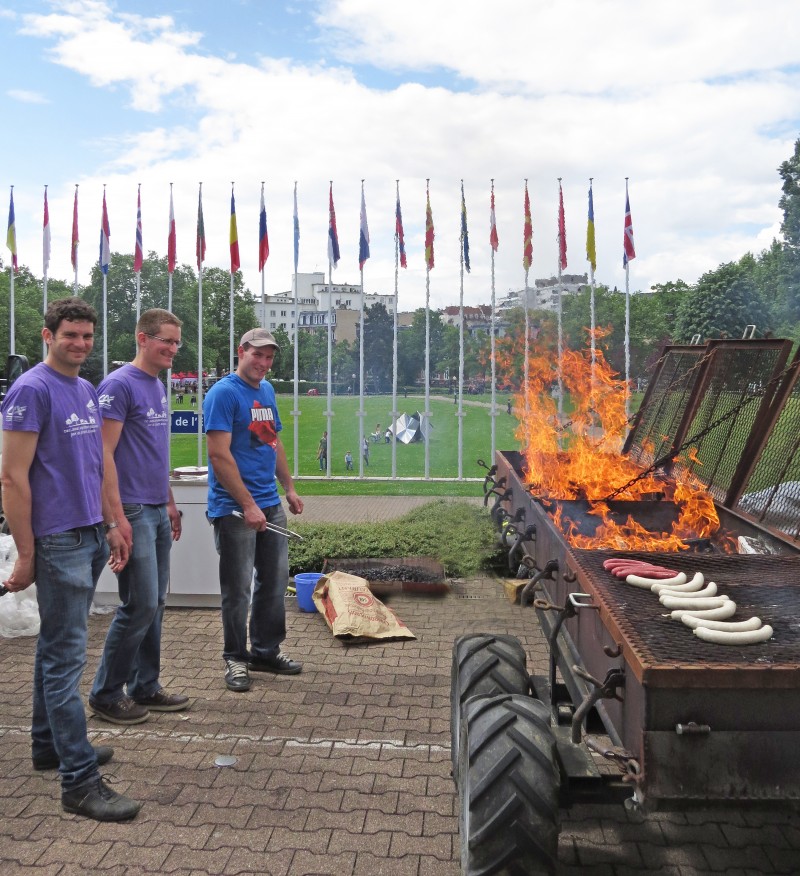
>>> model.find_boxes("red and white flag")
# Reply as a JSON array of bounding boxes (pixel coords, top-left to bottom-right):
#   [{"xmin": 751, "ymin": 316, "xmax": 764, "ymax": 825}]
[
  {"xmin": 623, "ymin": 181, "xmax": 636, "ymax": 267},
  {"xmin": 43, "ymin": 186, "xmax": 51, "ymax": 277},
  {"xmin": 489, "ymin": 184, "xmax": 499, "ymax": 252},
  {"xmin": 167, "ymin": 185, "xmax": 177, "ymax": 274},
  {"xmin": 558, "ymin": 181, "xmax": 567, "ymax": 271}
]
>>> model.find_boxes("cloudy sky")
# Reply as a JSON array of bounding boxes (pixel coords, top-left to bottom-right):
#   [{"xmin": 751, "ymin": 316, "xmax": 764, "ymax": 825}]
[{"xmin": 1, "ymin": 0, "xmax": 799, "ymax": 313}]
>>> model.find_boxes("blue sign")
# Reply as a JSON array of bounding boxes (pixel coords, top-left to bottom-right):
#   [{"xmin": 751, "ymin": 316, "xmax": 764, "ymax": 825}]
[{"xmin": 171, "ymin": 411, "xmax": 205, "ymax": 434}]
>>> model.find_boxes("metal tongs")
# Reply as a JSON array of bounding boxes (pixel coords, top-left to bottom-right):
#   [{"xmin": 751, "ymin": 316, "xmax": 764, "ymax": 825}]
[{"xmin": 231, "ymin": 511, "xmax": 304, "ymax": 540}]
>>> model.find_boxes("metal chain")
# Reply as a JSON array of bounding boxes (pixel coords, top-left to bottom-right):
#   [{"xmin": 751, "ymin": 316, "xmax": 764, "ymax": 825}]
[{"xmin": 603, "ymin": 357, "xmax": 797, "ymax": 501}]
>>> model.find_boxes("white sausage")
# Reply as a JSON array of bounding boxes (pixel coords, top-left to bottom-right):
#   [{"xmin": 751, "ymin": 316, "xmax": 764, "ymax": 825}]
[
  {"xmin": 658, "ymin": 582, "xmax": 718, "ymax": 600},
  {"xmin": 681, "ymin": 615, "xmax": 763, "ymax": 631},
  {"xmin": 659, "ymin": 595, "xmax": 731, "ymax": 611},
  {"xmin": 622, "ymin": 575, "xmax": 658, "ymax": 590},
  {"xmin": 670, "ymin": 602, "xmax": 737, "ymax": 621},
  {"xmin": 634, "ymin": 572, "xmax": 687, "ymax": 589},
  {"xmin": 693, "ymin": 624, "xmax": 773, "ymax": 645},
  {"xmin": 651, "ymin": 572, "xmax": 703, "ymax": 594}
]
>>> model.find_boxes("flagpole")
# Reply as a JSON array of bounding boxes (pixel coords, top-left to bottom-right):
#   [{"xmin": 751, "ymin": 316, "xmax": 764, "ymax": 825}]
[
  {"xmin": 72, "ymin": 184, "xmax": 79, "ymax": 294},
  {"xmin": 523, "ymin": 180, "xmax": 531, "ymax": 423},
  {"xmin": 457, "ymin": 180, "xmax": 466, "ymax": 481},
  {"xmin": 135, "ymin": 183, "xmax": 142, "ymax": 324},
  {"xmin": 7, "ymin": 186, "xmax": 14, "ymax": 355},
  {"xmin": 43, "ymin": 185, "xmax": 49, "ymax": 360},
  {"xmin": 292, "ymin": 182, "xmax": 300, "ymax": 479},
  {"xmin": 229, "ymin": 183, "xmax": 235, "ymax": 375},
  {"xmin": 489, "ymin": 179, "xmax": 498, "ymax": 463},
  {"xmin": 588, "ymin": 178, "xmax": 596, "ymax": 372},
  {"xmin": 326, "ymin": 182, "xmax": 335, "ymax": 478},
  {"xmin": 391, "ymin": 181, "xmax": 400, "ymax": 479},
  {"xmin": 556, "ymin": 178, "xmax": 565, "ymax": 430},
  {"xmin": 624, "ymin": 176, "xmax": 633, "ymax": 420},
  {"xmin": 167, "ymin": 182, "xmax": 174, "ymax": 450},
  {"xmin": 197, "ymin": 182, "xmax": 204, "ymax": 467},
  {"xmin": 358, "ymin": 180, "xmax": 367, "ymax": 479},
  {"xmin": 102, "ymin": 184, "xmax": 108, "ymax": 378},
  {"xmin": 424, "ymin": 180, "xmax": 433, "ymax": 480}
]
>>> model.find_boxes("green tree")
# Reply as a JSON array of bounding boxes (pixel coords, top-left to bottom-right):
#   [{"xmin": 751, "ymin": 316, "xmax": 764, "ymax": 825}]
[
  {"xmin": 674, "ymin": 262, "xmax": 765, "ymax": 342},
  {"xmin": 360, "ymin": 302, "xmax": 394, "ymax": 392}
]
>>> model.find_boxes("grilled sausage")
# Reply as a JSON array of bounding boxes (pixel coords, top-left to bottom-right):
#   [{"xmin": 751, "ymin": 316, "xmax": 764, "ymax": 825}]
[
  {"xmin": 626, "ymin": 571, "xmax": 687, "ymax": 588},
  {"xmin": 693, "ymin": 624, "xmax": 773, "ymax": 645},
  {"xmin": 651, "ymin": 572, "xmax": 703, "ymax": 594},
  {"xmin": 670, "ymin": 602, "xmax": 737, "ymax": 621},
  {"xmin": 681, "ymin": 615, "xmax": 763, "ymax": 631},
  {"xmin": 659, "ymin": 595, "xmax": 731, "ymax": 611},
  {"xmin": 658, "ymin": 582, "xmax": 718, "ymax": 601}
]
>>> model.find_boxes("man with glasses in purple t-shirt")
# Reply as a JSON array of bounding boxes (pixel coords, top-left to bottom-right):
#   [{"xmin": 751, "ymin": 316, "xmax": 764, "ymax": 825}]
[
  {"xmin": 1, "ymin": 297, "xmax": 141, "ymax": 821},
  {"xmin": 89, "ymin": 309, "xmax": 189, "ymax": 725}
]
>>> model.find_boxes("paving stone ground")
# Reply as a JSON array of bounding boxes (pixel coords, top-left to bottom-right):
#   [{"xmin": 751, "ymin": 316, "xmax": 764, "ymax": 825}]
[{"xmin": 1, "ymin": 501, "xmax": 799, "ymax": 875}]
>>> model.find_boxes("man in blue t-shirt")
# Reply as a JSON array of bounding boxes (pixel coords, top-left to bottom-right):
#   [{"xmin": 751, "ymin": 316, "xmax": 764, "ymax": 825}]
[
  {"xmin": 90, "ymin": 309, "xmax": 189, "ymax": 725},
  {"xmin": 204, "ymin": 328, "xmax": 304, "ymax": 692},
  {"xmin": 0, "ymin": 297, "xmax": 140, "ymax": 822}
]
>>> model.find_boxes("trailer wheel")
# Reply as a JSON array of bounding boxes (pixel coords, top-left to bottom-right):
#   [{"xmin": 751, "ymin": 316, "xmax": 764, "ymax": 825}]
[
  {"xmin": 451, "ymin": 634, "xmax": 528, "ymax": 784},
  {"xmin": 459, "ymin": 694, "xmax": 560, "ymax": 876}
]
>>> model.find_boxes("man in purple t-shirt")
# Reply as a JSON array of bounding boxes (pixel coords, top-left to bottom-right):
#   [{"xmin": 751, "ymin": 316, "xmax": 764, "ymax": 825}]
[
  {"xmin": 90, "ymin": 309, "xmax": 188, "ymax": 725},
  {"xmin": 0, "ymin": 298, "xmax": 141, "ymax": 822}
]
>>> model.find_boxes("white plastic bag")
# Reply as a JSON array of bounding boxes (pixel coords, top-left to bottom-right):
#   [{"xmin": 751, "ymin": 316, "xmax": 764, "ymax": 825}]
[{"xmin": 0, "ymin": 534, "xmax": 41, "ymax": 638}]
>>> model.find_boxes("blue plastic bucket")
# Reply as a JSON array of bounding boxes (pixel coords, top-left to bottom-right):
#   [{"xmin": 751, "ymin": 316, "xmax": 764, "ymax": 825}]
[{"xmin": 294, "ymin": 573, "xmax": 323, "ymax": 612}]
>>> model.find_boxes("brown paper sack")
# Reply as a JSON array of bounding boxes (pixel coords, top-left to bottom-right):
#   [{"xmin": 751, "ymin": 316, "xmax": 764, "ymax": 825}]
[{"xmin": 312, "ymin": 570, "xmax": 416, "ymax": 643}]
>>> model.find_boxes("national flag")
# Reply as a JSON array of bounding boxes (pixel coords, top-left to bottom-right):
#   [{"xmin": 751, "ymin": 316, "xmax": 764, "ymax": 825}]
[
  {"xmin": 523, "ymin": 182, "xmax": 532, "ymax": 271},
  {"xmin": 623, "ymin": 182, "xmax": 636, "ymax": 267},
  {"xmin": 425, "ymin": 186, "xmax": 434, "ymax": 271},
  {"xmin": 167, "ymin": 185, "xmax": 176, "ymax": 274},
  {"xmin": 229, "ymin": 187, "xmax": 240, "ymax": 273},
  {"xmin": 586, "ymin": 182, "xmax": 596, "ymax": 272},
  {"xmin": 328, "ymin": 183, "xmax": 340, "ymax": 268},
  {"xmin": 6, "ymin": 188, "xmax": 17, "ymax": 272},
  {"xmin": 293, "ymin": 182, "xmax": 299, "ymax": 274},
  {"xmin": 558, "ymin": 181, "xmax": 567, "ymax": 271},
  {"xmin": 99, "ymin": 190, "xmax": 111, "ymax": 276},
  {"xmin": 489, "ymin": 185, "xmax": 499, "ymax": 252},
  {"xmin": 460, "ymin": 182, "xmax": 470, "ymax": 273},
  {"xmin": 196, "ymin": 186, "xmax": 206, "ymax": 271},
  {"xmin": 258, "ymin": 183, "xmax": 269, "ymax": 271},
  {"xmin": 43, "ymin": 186, "xmax": 51, "ymax": 275},
  {"xmin": 395, "ymin": 189, "xmax": 407, "ymax": 269},
  {"xmin": 71, "ymin": 186, "xmax": 79, "ymax": 271},
  {"xmin": 133, "ymin": 185, "xmax": 143, "ymax": 273},
  {"xmin": 358, "ymin": 183, "xmax": 370, "ymax": 270}
]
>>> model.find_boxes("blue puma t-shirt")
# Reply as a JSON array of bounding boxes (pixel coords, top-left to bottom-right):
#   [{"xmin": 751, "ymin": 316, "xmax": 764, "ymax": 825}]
[{"xmin": 203, "ymin": 373, "xmax": 283, "ymax": 517}]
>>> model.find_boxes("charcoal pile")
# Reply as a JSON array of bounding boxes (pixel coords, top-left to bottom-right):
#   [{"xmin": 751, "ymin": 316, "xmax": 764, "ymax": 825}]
[{"xmin": 322, "ymin": 556, "xmax": 448, "ymax": 595}]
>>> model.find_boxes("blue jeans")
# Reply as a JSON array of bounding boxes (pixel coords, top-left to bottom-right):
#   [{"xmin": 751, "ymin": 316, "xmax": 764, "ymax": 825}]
[
  {"xmin": 212, "ymin": 504, "xmax": 289, "ymax": 663},
  {"xmin": 31, "ymin": 524, "xmax": 109, "ymax": 792},
  {"xmin": 91, "ymin": 504, "xmax": 171, "ymax": 704}
]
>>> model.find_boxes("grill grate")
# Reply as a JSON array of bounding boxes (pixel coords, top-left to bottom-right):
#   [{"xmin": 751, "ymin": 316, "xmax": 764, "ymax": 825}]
[{"xmin": 571, "ymin": 550, "xmax": 800, "ymax": 673}]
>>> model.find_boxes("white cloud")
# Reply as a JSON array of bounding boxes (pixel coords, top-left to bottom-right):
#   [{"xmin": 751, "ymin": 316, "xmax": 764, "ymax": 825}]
[
  {"xmin": 7, "ymin": 88, "xmax": 49, "ymax": 103},
  {"xmin": 8, "ymin": 0, "xmax": 800, "ymax": 318}
]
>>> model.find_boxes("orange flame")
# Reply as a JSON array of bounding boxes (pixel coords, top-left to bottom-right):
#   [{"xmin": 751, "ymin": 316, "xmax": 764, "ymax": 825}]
[{"xmin": 501, "ymin": 328, "xmax": 722, "ymax": 551}]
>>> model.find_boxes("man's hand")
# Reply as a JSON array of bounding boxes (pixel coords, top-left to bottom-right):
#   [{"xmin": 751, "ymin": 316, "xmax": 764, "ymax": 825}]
[
  {"xmin": 286, "ymin": 490, "xmax": 303, "ymax": 516},
  {"xmin": 3, "ymin": 555, "xmax": 35, "ymax": 592},
  {"xmin": 106, "ymin": 527, "xmax": 130, "ymax": 573},
  {"xmin": 242, "ymin": 504, "xmax": 267, "ymax": 531},
  {"xmin": 168, "ymin": 502, "xmax": 183, "ymax": 542}
]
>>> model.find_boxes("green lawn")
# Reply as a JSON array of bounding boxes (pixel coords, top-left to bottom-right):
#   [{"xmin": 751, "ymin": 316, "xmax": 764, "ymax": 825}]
[{"xmin": 170, "ymin": 393, "xmax": 520, "ymax": 494}]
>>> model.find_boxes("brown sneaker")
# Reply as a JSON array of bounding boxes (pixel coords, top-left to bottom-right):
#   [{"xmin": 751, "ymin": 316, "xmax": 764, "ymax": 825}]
[
  {"xmin": 89, "ymin": 695, "xmax": 149, "ymax": 725},
  {"xmin": 134, "ymin": 688, "xmax": 190, "ymax": 712}
]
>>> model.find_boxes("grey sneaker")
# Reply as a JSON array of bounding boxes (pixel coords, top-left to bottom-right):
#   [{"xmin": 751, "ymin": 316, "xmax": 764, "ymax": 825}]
[
  {"xmin": 62, "ymin": 776, "xmax": 141, "ymax": 821},
  {"xmin": 249, "ymin": 652, "xmax": 303, "ymax": 675},
  {"xmin": 133, "ymin": 688, "xmax": 190, "ymax": 712},
  {"xmin": 89, "ymin": 696, "xmax": 149, "ymax": 725},
  {"xmin": 224, "ymin": 660, "xmax": 252, "ymax": 692}
]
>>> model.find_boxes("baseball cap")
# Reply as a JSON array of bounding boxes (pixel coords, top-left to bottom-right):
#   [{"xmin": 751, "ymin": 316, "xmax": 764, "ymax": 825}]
[{"xmin": 239, "ymin": 328, "xmax": 280, "ymax": 350}]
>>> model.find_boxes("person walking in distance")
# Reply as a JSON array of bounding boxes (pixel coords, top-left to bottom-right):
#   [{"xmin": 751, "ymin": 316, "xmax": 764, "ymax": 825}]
[
  {"xmin": 317, "ymin": 431, "xmax": 328, "ymax": 472},
  {"xmin": 89, "ymin": 309, "xmax": 189, "ymax": 725},
  {"xmin": 204, "ymin": 329, "xmax": 304, "ymax": 693},
  {"xmin": 0, "ymin": 298, "xmax": 141, "ymax": 821}
]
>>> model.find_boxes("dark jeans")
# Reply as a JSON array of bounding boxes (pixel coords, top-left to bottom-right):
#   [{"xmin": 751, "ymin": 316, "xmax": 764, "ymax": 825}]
[
  {"xmin": 212, "ymin": 504, "xmax": 289, "ymax": 663},
  {"xmin": 91, "ymin": 503, "xmax": 172, "ymax": 704},
  {"xmin": 31, "ymin": 524, "xmax": 108, "ymax": 791}
]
